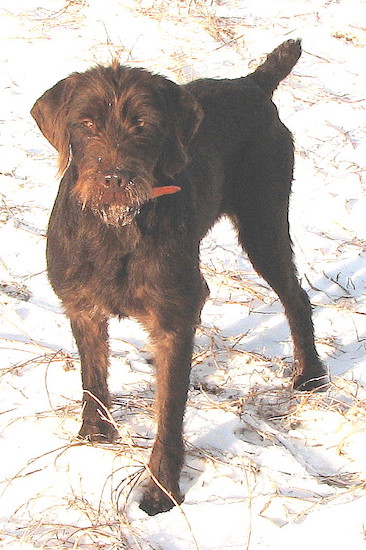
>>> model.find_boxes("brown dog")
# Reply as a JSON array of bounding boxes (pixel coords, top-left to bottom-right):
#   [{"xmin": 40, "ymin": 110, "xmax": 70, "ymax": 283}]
[{"xmin": 31, "ymin": 39, "xmax": 327, "ymax": 515}]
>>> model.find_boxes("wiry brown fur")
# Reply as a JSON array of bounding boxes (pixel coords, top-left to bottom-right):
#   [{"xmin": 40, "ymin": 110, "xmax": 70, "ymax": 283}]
[{"xmin": 31, "ymin": 40, "xmax": 327, "ymax": 516}]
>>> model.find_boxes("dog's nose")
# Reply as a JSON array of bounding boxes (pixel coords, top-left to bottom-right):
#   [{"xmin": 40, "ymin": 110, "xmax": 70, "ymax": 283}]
[{"xmin": 102, "ymin": 169, "xmax": 133, "ymax": 189}]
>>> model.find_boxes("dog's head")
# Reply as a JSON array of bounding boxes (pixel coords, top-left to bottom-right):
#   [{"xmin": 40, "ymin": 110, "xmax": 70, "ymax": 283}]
[{"xmin": 31, "ymin": 62, "xmax": 203, "ymax": 226}]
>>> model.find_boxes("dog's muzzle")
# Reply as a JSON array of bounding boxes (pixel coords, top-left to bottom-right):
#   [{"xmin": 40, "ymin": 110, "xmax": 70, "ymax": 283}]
[{"xmin": 92, "ymin": 185, "xmax": 181, "ymax": 226}]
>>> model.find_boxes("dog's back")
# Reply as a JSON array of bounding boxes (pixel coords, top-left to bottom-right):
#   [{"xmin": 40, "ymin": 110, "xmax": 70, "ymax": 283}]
[
  {"xmin": 186, "ymin": 40, "xmax": 301, "ymax": 152},
  {"xmin": 184, "ymin": 39, "xmax": 302, "ymax": 233}
]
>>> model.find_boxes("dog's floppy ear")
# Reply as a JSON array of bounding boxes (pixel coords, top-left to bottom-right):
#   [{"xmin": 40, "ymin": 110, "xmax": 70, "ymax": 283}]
[
  {"xmin": 158, "ymin": 80, "xmax": 203, "ymax": 177},
  {"xmin": 31, "ymin": 75, "xmax": 77, "ymax": 175}
]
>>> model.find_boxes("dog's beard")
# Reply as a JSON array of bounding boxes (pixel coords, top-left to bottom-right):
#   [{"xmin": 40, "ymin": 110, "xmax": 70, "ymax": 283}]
[
  {"xmin": 75, "ymin": 176, "xmax": 152, "ymax": 226},
  {"xmin": 93, "ymin": 202, "xmax": 141, "ymax": 226}
]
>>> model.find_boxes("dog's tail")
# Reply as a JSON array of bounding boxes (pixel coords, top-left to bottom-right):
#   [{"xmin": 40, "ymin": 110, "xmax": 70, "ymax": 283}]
[{"xmin": 248, "ymin": 39, "xmax": 302, "ymax": 95}]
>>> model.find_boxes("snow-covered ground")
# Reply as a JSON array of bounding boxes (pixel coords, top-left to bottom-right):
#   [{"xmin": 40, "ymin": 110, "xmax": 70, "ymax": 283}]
[{"xmin": 1, "ymin": 1, "xmax": 366, "ymax": 548}]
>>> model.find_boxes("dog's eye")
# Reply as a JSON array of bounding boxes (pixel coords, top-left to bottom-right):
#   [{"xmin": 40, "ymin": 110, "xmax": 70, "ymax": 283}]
[
  {"xmin": 136, "ymin": 118, "xmax": 146, "ymax": 130},
  {"xmin": 81, "ymin": 119, "xmax": 95, "ymax": 129}
]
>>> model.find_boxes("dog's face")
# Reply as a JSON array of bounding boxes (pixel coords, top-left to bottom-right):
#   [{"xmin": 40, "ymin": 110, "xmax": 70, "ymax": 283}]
[{"xmin": 31, "ymin": 62, "xmax": 202, "ymax": 225}]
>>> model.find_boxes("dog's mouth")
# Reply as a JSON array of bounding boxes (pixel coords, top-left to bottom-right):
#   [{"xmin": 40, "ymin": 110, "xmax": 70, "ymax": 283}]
[
  {"xmin": 94, "ymin": 203, "xmax": 141, "ymax": 226},
  {"xmin": 87, "ymin": 184, "xmax": 181, "ymax": 227}
]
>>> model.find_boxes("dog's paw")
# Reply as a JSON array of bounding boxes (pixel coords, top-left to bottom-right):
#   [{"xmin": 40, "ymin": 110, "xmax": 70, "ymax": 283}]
[
  {"xmin": 78, "ymin": 420, "xmax": 119, "ymax": 443},
  {"xmin": 294, "ymin": 372, "xmax": 330, "ymax": 392},
  {"xmin": 139, "ymin": 481, "xmax": 183, "ymax": 516}
]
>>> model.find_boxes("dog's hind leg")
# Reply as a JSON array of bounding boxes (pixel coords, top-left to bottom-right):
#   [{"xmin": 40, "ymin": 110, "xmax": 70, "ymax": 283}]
[
  {"xmin": 227, "ymin": 136, "xmax": 328, "ymax": 391},
  {"xmin": 234, "ymin": 211, "xmax": 327, "ymax": 390}
]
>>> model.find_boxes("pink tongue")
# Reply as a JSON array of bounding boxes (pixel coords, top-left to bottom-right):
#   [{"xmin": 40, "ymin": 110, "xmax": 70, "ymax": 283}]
[{"xmin": 152, "ymin": 185, "xmax": 181, "ymax": 198}]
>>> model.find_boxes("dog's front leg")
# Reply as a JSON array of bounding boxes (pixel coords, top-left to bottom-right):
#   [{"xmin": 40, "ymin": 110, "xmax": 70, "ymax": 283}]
[
  {"xmin": 69, "ymin": 314, "xmax": 117, "ymax": 442},
  {"xmin": 139, "ymin": 326, "xmax": 195, "ymax": 515}
]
